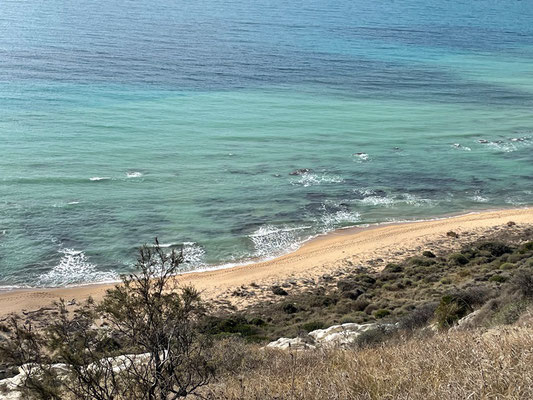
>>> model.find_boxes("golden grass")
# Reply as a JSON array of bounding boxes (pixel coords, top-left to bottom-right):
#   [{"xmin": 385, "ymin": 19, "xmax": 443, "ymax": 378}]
[{"xmin": 204, "ymin": 326, "xmax": 533, "ymax": 399}]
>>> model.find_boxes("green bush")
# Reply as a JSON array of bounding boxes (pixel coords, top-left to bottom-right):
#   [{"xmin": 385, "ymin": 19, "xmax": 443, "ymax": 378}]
[
  {"xmin": 301, "ymin": 321, "xmax": 324, "ymax": 332},
  {"xmin": 282, "ymin": 303, "xmax": 299, "ymax": 314},
  {"xmin": 384, "ymin": 263, "xmax": 403, "ymax": 272},
  {"xmin": 449, "ymin": 253, "xmax": 469, "ymax": 266},
  {"xmin": 373, "ymin": 309, "xmax": 391, "ymax": 319},
  {"xmin": 409, "ymin": 257, "xmax": 436, "ymax": 267},
  {"xmin": 476, "ymin": 241, "xmax": 512, "ymax": 257},
  {"xmin": 434, "ymin": 295, "xmax": 472, "ymax": 329},
  {"xmin": 489, "ymin": 275, "xmax": 508, "ymax": 283},
  {"xmin": 500, "ymin": 263, "xmax": 515, "ymax": 270},
  {"xmin": 518, "ymin": 241, "xmax": 533, "ymax": 253}
]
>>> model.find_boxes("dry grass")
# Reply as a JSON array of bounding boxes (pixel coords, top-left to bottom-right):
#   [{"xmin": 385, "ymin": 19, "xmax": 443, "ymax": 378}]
[{"xmin": 204, "ymin": 326, "xmax": 533, "ymax": 399}]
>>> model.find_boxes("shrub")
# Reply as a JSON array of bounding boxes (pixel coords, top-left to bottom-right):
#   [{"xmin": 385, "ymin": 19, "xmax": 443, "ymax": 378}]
[
  {"xmin": 489, "ymin": 274, "xmax": 507, "ymax": 283},
  {"xmin": 301, "ymin": 321, "xmax": 324, "ymax": 332},
  {"xmin": 249, "ymin": 317, "xmax": 266, "ymax": 326},
  {"xmin": 271, "ymin": 286, "xmax": 288, "ymax": 296},
  {"xmin": 510, "ymin": 270, "xmax": 533, "ymax": 298},
  {"xmin": 500, "ymin": 262, "xmax": 515, "ymax": 270},
  {"xmin": 409, "ymin": 257, "xmax": 436, "ymax": 267},
  {"xmin": 282, "ymin": 303, "xmax": 298, "ymax": 314},
  {"xmin": 355, "ymin": 325, "xmax": 395, "ymax": 348},
  {"xmin": 476, "ymin": 241, "xmax": 512, "ymax": 257},
  {"xmin": 352, "ymin": 298, "xmax": 371, "ymax": 312},
  {"xmin": 398, "ymin": 303, "xmax": 438, "ymax": 330},
  {"xmin": 422, "ymin": 251, "xmax": 436, "ymax": 258},
  {"xmin": 449, "ymin": 253, "xmax": 469, "ymax": 266},
  {"xmin": 341, "ymin": 289, "xmax": 363, "ymax": 300},
  {"xmin": 434, "ymin": 295, "xmax": 472, "ymax": 329},
  {"xmin": 519, "ymin": 241, "xmax": 533, "ymax": 253},
  {"xmin": 373, "ymin": 309, "xmax": 391, "ymax": 319},
  {"xmin": 384, "ymin": 263, "xmax": 403, "ymax": 272},
  {"xmin": 0, "ymin": 239, "xmax": 216, "ymax": 400},
  {"xmin": 337, "ymin": 279, "xmax": 360, "ymax": 293},
  {"xmin": 357, "ymin": 275, "xmax": 377, "ymax": 286}
]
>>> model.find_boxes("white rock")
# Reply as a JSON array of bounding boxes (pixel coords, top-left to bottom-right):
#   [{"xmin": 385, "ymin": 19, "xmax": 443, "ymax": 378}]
[
  {"xmin": 265, "ymin": 322, "xmax": 398, "ymax": 351},
  {"xmin": 309, "ymin": 322, "xmax": 396, "ymax": 346},
  {"xmin": 451, "ymin": 309, "xmax": 481, "ymax": 331},
  {"xmin": 265, "ymin": 337, "xmax": 315, "ymax": 350}
]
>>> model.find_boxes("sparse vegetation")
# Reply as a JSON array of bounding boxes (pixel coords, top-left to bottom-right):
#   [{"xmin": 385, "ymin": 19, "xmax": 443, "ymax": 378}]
[
  {"xmin": 1, "ymin": 226, "xmax": 532, "ymax": 399},
  {"xmin": 0, "ymin": 240, "xmax": 215, "ymax": 399}
]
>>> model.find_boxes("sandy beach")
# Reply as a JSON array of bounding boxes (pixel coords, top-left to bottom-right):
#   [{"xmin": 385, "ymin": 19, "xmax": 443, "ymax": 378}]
[{"xmin": 1, "ymin": 207, "xmax": 532, "ymax": 317}]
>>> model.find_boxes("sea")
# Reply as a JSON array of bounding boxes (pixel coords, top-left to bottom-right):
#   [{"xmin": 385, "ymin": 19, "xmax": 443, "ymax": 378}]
[{"xmin": 1, "ymin": 0, "xmax": 532, "ymax": 288}]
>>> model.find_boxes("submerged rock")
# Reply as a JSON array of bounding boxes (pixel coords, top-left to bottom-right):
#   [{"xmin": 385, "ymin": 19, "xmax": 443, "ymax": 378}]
[{"xmin": 289, "ymin": 168, "xmax": 311, "ymax": 176}]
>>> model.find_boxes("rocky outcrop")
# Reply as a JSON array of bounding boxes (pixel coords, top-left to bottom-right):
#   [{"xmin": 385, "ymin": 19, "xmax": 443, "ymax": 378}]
[
  {"xmin": 451, "ymin": 309, "xmax": 481, "ymax": 331},
  {"xmin": 0, "ymin": 353, "xmax": 152, "ymax": 400},
  {"xmin": 265, "ymin": 337, "xmax": 315, "ymax": 351},
  {"xmin": 265, "ymin": 322, "xmax": 397, "ymax": 350}
]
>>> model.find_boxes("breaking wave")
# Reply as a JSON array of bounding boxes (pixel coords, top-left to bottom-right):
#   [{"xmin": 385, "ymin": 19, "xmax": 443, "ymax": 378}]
[
  {"xmin": 249, "ymin": 225, "xmax": 310, "ymax": 258},
  {"xmin": 353, "ymin": 188, "xmax": 436, "ymax": 208},
  {"xmin": 37, "ymin": 248, "xmax": 118, "ymax": 287}
]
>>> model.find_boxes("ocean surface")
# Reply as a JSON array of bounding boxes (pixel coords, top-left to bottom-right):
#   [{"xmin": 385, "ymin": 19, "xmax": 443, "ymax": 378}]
[{"xmin": 1, "ymin": 0, "xmax": 532, "ymax": 288}]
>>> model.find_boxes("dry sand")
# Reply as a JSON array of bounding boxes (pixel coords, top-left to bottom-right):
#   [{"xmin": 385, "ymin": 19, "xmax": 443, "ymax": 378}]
[{"xmin": 1, "ymin": 207, "xmax": 532, "ymax": 317}]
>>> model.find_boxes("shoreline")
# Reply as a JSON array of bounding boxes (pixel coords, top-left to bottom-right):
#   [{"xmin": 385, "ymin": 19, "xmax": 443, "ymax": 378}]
[{"xmin": 1, "ymin": 206, "xmax": 532, "ymax": 316}]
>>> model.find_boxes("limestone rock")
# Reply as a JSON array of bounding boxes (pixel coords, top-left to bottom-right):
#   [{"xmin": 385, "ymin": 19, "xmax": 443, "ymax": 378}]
[{"xmin": 265, "ymin": 337, "xmax": 315, "ymax": 350}]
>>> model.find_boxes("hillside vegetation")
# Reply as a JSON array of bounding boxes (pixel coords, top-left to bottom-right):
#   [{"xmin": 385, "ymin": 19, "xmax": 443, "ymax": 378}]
[{"xmin": 1, "ymin": 224, "xmax": 532, "ymax": 399}]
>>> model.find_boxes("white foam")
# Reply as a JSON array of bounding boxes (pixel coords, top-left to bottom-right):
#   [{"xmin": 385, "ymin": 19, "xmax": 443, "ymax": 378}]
[
  {"xmin": 181, "ymin": 242, "xmax": 206, "ymax": 267},
  {"xmin": 487, "ymin": 142, "xmax": 517, "ymax": 153},
  {"xmin": 355, "ymin": 192, "xmax": 436, "ymax": 208},
  {"xmin": 154, "ymin": 242, "xmax": 206, "ymax": 270},
  {"xmin": 37, "ymin": 248, "xmax": 118, "ymax": 287},
  {"xmin": 249, "ymin": 225, "xmax": 308, "ymax": 258},
  {"xmin": 126, "ymin": 172, "xmax": 143, "ymax": 178},
  {"xmin": 67, "ymin": 201, "xmax": 80, "ymax": 205},
  {"xmin": 359, "ymin": 196, "xmax": 396, "ymax": 207},
  {"xmin": 353, "ymin": 152, "xmax": 370, "ymax": 162},
  {"xmin": 89, "ymin": 176, "xmax": 110, "ymax": 181},
  {"xmin": 290, "ymin": 172, "xmax": 343, "ymax": 187},
  {"xmin": 451, "ymin": 143, "xmax": 471, "ymax": 151},
  {"xmin": 320, "ymin": 210, "xmax": 361, "ymax": 230},
  {"xmin": 470, "ymin": 190, "xmax": 489, "ymax": 203}
]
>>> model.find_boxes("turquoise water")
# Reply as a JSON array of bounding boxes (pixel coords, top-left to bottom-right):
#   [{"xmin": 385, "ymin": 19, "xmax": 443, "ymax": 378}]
[{"xmin": 1, "ymin": 0, "xmax": 532, "ymax": 288}]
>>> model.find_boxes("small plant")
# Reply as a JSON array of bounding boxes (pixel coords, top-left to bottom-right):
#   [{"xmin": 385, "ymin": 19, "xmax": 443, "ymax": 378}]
[
  {"xmin": 489, "ymin": 274, "xmax": 507, "ymax": 283},
  {"xmin": 384, "ymin": 263, "xmax": 403, "ymax": 272},
  {"xmin": 476, "ymin": 241, "xmax": 512, "ymax": 257},
  {"xmin": 449, "ymin": 253, "xmax": 469, "ymax": 266},
  {"xmin": 301, "ymin": 321, "xmax": 324, "ymax": 332},
  {"xmin": 510, "ymin": 270, "xmax": 533, "ymax": 298},
  {"xmin": 373, "ymin": 309, "xmax": 391, "ymax": 319},
  {"xmin": 434, "ymin": 294, "xmax": 472, "ymax": 329},
  {"xmin": 271, "ymin": 286, "xmax": 289, "ymax": 296}
]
